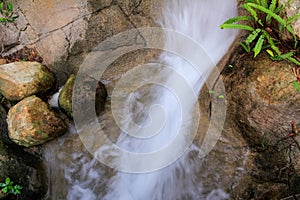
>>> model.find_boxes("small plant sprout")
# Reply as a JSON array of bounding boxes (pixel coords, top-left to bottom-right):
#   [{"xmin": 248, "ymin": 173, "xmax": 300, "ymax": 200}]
[
  {"xmin": 0, "ymin": 0, "xmax": 18, "ymax": 25},
  {"xmin": 0, "ymin": 177, "xmax": 23, "ymax": 195},
  {"xmin": 218, "ymin": 95, "xmax": 225, "ymax": 99}
]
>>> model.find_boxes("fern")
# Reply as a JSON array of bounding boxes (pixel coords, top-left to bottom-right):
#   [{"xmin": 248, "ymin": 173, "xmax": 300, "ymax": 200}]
[
  {"xmin": 220, "ymin": 23, "xmax": 254, "ymax": 31},
  {"xmin": 247, "ymin": 3, "xmax": 287, "ymax": 26},
  {"xmin": 222, "ymin": 16, "xmax": 253, "ymax": 24},
  {"xmin": 245, "ymin": 29, "xmax": 261, "ymax": 46},
  {"xmin": 254, "ymin": 34, "xmax": 265, "ymax": 57},
  {"xmin": 220, "ymin": 0, "xmax": 300, "ymax": 65},
  {"xmin": 266, "ymin": 0, "xmax": 277, "ymax": 23},
  {"xmin": 243, "ymin": 3, "xmax": 264, "ymax": 26}
]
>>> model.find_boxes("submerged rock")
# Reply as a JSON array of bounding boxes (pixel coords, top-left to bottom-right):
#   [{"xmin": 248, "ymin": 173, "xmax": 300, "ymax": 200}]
[
  {"xmin": 0, "ymin": 62, "xmax": 54, "ymax": 101},
  {"xmin": 7, "ymin": 96, "xmax": 67, "ymax": 147},
  {"xmin": 59, "ymin": 74, "xmax": 107, "ymax": 119}
]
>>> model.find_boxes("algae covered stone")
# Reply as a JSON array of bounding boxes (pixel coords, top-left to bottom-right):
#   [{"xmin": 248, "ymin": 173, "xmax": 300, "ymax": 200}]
[
  {"xmin": 7, "ymin": 96, "xmax": 67, "ymax": 147},
  {"xmin": 0, "ymin": 62, "xmax": 54, "ymax": 101},
  {"xmin": 58, "ymin": 74, "xmax": 75, "ymax": 118},
  {"xmin": 59, "ymin": 74, "xmax": 107, "ymax": 119}
]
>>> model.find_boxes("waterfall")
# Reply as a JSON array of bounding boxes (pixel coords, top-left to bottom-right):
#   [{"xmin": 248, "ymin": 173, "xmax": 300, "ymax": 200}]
[{"xmin": 65, "ymin": 0, "xmax": 238, "ymax": 199}]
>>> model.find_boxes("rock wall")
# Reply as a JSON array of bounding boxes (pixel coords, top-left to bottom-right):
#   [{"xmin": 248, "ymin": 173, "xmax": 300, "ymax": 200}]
[{"xmin": 1, "ymin": 0, "xmax": 162, "ymax": 84}]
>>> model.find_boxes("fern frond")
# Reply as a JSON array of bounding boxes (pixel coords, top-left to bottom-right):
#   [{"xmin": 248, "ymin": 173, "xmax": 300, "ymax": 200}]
[
  {"xmin": 288, "ymin": 57, "xmax": 300, "ymax": 65},
  {"xmin": 287, "ymin": 13, "xmax": 300, "ymax": 24},
  {"xmin": 240, "ymin": 42, "xmax": 251, "ymax": 52},
  {"xmin": 247, "ymin": 3, "xmax": 286, "ymax": 27},
  {"xmin": 254, "ymin": 34, "xmax": 265, "ymax": 57},
  {"xmin": 274, "ymin": 4, "xmax": 284, "ymax": 13},
  {"xmin": 245, "ymin": 29, "xmax": 261, "ymax": 45},
  {"xmin": 271, "ymin": 52, "xmax": 294, "ymax": 60},
  {"xmin": 260, "ymin": 0, "xmax": 268, "ymax": 8},
  {"xmin": 220, "ymin": 23, "xmax": 255, "ymax": 31},
  {"xmin": 222, "ymin": 16, "xmax": 253, "ymax": 24},
  {"xmin": 242, "ymin": 3, "xmax": 264, "ymax": 26},
  {"xmin": 262, "ymin": 30, "xmax": 281, "ymax": 55},
  {"xmin": 266, "ymin": 0, "xmax": 277, "ymax": 24}
]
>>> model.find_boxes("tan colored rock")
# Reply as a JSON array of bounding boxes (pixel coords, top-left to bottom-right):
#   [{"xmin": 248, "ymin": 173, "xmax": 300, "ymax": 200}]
[
  {"xmin": 7, "ymin": 96, "xmax": 67, "ymax": 147},
  {"xmin": 16, "ymin": 0, "xmax": 89, "ymax": 35},
  {"xmin": 35, "ymin": 29, "xmax": 70, "ymax": 64},
  {"xmin": 0, "ymin": 62, "xmax": 54, "ymax": 101}
]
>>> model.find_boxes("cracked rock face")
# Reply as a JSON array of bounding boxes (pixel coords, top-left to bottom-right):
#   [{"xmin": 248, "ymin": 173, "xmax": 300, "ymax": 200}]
[{"xmin": 1, "ymin": 0, "xmax": 162, "ymax": 84}]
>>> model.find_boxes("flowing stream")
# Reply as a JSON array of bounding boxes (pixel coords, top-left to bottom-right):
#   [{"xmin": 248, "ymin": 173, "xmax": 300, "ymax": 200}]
[{"xmin": 45, "ymin": 0, "xmax": 240, "ymax": 199}]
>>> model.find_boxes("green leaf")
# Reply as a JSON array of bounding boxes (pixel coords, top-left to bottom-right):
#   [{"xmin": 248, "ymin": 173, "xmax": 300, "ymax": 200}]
[
  {"xmin": 287, "ymin": 57, "xmax": 300, "ymax": 65},
  {"xmin": 287, "ymin": 13, "xmax": 300, "ymax": 24},
  {"xmin": 7, "ymin": 2, "xmax": 13, "ymax": 12},
  {"xmin": 222, "ymin": 15, "xmax": 253, "ymax": 24},
  {"xmin": 0, "ymin": 2, "xmax": 3, "ymax": 11},
  {"xmin": 220, "ymin": 23, "xmax": 255, "ymax": 31},
  {"xmin": 245, "ymin": 28, "xmax": 261, "ymax": 45},
  {"xmin": 266, "ymin": 0, "xmax": 277, "ymax": 23},
  {"xmin": 228, "ymin": 64, "xmax": 234, "ymax": 68},
  {"xmin": 240, "ymin": 42, "xmax": 251, "ymax": 52},
  {"xmin": 274, "ymin": 4, "xmax": 284, "ymax": 13},
  {"xmin": 247, "ymin": 3, "xmax": 286, "ymax": 27},
  {"xmin": 262, "ymin": 30, "xmax": 281, "ymax": 54},
  {"xmin": 209, "ymin": 90, "xmax": 215, "ymax": 94},
  {"xmin": 14, "ymin": 185, "xmax": 22, "ymax": 190},
  {"xmin": 260, "ymin": 0, "xmax": 268, "ymax": 8},
  {"xmin": 2, "ymin": 187, "xmax": 8, "ymax": 194},
  {"xmin": 253, "ymin": 34, "xmax": 265, "ymax": 57},
  {"xmin": 242, "ymin": 3, "xmax": 264, "ymax": 26},
  {"xmin": 0, "ymin": 183, "xmax": 5, "ymax": 187},
  {"xmin": 266, "ymin": 49, "xmax": 274, "ymax": 57},
  {"xmin": 218, "ymin": 95, "xmax": 225, "ymax": 99},
  {"xmin": 5, "ymin": 178, "xmax": 10, "ymax": 185},
  {"xmin": 292, "ymin": 81, "xmax": 300, "ymax": 92},
  {"xmin": 271, "ymin": 51, "xmax": 294, "ymax": 60}
]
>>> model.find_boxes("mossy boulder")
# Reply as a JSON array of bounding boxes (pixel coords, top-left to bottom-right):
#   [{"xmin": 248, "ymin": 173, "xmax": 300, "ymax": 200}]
[
  {"xmin": 59, "ymin": 74, "xmax": 107, "ymax": 119},
  {"xmin": 7, "ymin": 96, "xmax": 67, "ymax": 147},
  {"xmin": 0, "ymin": 62, "xmax": 54, "ymax": 101}
]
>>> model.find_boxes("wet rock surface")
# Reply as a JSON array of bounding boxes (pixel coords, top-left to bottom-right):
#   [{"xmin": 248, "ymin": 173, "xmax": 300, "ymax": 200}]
[
  {"xmin": 59, "ymin": 74, "xmax": 107, "ymax": 119},
  {"xmin": 224, "ymin": 52, "xmax": 300, "ymax": 199},
  {"xmin": 0, "ymin": 62, "xmax": 54, "ymax": 101},
  {"xmin": 7, "ymin": 96, "xmax": 67, "ymax": 147}
]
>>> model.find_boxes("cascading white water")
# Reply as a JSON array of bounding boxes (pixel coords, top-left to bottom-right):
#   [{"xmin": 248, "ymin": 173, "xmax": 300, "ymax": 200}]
[{"xmin": 64, "ymin": 0, "xmax": 238, "ymax": 199}]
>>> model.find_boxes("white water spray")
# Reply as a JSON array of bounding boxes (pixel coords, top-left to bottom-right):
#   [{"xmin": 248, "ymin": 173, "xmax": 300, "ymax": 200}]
[{"xmin": 67, "ymin": 0, "xmax": 237, "ymax": 199}]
